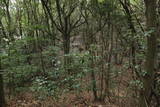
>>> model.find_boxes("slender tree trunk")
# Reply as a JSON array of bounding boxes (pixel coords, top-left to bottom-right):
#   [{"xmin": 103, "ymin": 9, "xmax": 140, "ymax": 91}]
[
  {"xmin": 103, "ymin": 23, "xmax": 113, "ymax": 101},
  {"xmin": 0, "ymin": 73, "xmax": 5, "ymax": 107},
  {"xmin": 140, "ymin": 0, "xmax": 157, "ymax": 106},
  {"xmin": 99, "ymin": 30, "xmax": 105, "ymax": 101},
  {"xmin": 0, "ymin": 41, "xmax": 5, "ymax": 107},
  {"xmin": 90, "ymin": 27, "xmax": 98, "ymax": 100},
  {"xmin": 90, "ymin": 49, "xmax": 98, "ymax": 101},
  {"xmin": 63, "ymin": 34, "xmax": 70, "ymax": 67}
]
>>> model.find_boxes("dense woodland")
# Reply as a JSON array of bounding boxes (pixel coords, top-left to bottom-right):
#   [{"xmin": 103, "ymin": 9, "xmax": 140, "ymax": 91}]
[{"xmin": 0, "ymin": 0, "xmax": 160, "ymax": 107}]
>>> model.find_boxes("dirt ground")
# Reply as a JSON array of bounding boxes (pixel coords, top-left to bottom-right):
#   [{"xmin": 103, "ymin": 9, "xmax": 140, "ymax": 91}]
[{"xmin": 7, "ymin": 66, "xmax": 137, "ymax": 107}]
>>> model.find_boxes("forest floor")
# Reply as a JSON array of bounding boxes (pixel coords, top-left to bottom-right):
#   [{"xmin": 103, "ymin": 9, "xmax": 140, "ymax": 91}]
[
  {"xmin": 7, "ymin": 66, "xmax": 136, "ymax": 107},
  {"xmin": 7, "ymin": 91, "xmax": 118, "ymax": 107}
]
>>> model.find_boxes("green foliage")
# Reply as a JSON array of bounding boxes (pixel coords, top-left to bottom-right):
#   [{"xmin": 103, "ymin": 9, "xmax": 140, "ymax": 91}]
[
  {"xmin": 130, "ymin": 80, "xmax": 143, "ymax": 89},
  {"xmin": 29, "ymin": 51, "xmax": 92, "ymax": 99},
  {"xmin": 1, "ymin": 0, "xmax": 160, "ymax": 105},
  {"xmin": 2, "ymin": 34, "xmax": 93, "ymax": 99},
  {"xmin": 2, "ymin": 36, "xmax": 60, "ymax": 93}
]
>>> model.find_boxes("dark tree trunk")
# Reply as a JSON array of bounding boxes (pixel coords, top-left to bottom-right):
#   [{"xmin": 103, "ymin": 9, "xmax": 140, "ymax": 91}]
[
  {"xmin": 140, "ymin": 0, "xmax": 157, "ymax": 107},
  {"xmin": 0, "ymin": 74, "xmax": 5, "ymax": 107},
  {"xmin": 0, "ymin": 52, "xmax": 5, "ymax": 107},
  {"xmin": 90, "ymin": 50, "xmax": 98, "ymax": 101},
  {"xmin": 63, "ymin": 34, "xmax": 70, "ymax": 67}
]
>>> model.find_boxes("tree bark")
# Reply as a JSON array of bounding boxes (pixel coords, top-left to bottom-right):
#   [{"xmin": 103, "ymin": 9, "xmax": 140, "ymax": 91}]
[
  {"xmin": 0, "ymin": 73, "xmax": 5, "ymax": 107},
  {"xmin": 0, "ymin": 40, "xmax": 5, "ymax": 107},
  {"xmin": 63, "ymin": 34, "xmax": 71, "ymax": 67},
  {"xmin": 140, "ymin": 0, "xmax": 157, "ymax": 106}
]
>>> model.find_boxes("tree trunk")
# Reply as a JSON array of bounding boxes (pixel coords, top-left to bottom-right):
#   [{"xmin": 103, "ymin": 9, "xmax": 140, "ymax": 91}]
[
  {"xmin": 90, "ymin": 49, "xmax": 98, "ymax": 101},
  {"xmin": 63, "ymin": 34, "xmax": 71, "ymax": 71},
  {"xmin": 0, "ymin": 50, "xmax": 5, "ymax": 107},
  {"xmin": 140, "ymin": 0, "xmax": 157, "ymax": 106},
  {"xmin": 0, "ymin": 74, "xmax": 5, "ymax": 107}
]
